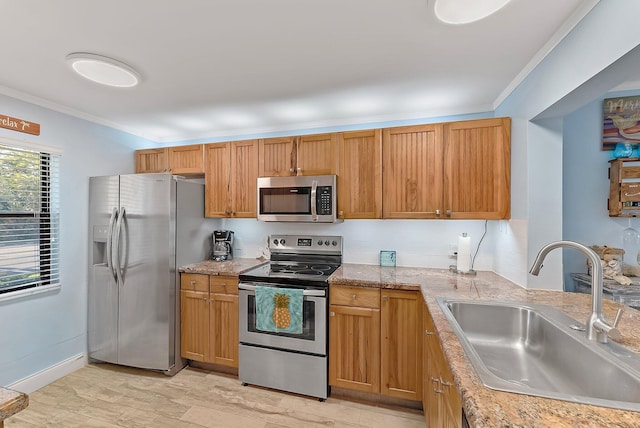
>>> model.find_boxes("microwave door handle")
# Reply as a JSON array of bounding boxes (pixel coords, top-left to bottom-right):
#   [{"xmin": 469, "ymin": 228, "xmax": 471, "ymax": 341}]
[{"xmin": 311, "ymin": 180, "xmax": 318, "ymax": 221}]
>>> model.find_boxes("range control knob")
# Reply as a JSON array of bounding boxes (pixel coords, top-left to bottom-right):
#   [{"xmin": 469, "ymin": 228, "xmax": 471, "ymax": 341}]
[
  {"xmin": 332, "ymin": 240, "xmax": 338, "ymax": 246},
  {"xmin": 273, "ymin": 239, "xmax": 278, "ymax": 245},
  {"xmin": 324, "ymin": 240, "xmax": 330, "ymax": 246},
  {"xmin": 317, "ymin": 240, "xmax": 323, "ymax": 246},
  {"xmin": 279, "ymin": 239, "xmax": 286, "ymax": 245}
]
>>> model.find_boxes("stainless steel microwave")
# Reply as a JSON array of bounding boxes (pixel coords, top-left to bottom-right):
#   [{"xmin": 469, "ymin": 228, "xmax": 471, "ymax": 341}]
[{"xmin": 257, "ymin": 175, "xmax": 340, "ymax": 223}]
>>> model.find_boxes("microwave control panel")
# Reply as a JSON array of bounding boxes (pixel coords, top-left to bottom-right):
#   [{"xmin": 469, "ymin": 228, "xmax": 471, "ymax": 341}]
[{"xmin": 317, "ymin": 186, "xmax": 332, "ymax": 215}]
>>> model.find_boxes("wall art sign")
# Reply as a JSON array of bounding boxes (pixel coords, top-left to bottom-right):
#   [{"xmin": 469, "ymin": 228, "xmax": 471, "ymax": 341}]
[
  {"xmin": 603, "ymin": 96, "xmax": 640, "ymax": 150},
  {"xmin": 0, "ymin": 114, "xmax": 41, "ymax": 136}
]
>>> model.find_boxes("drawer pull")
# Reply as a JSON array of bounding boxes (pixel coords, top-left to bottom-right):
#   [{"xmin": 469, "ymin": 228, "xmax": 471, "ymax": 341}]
[{"xmin": 190, "ymin": 280, "xmax": 196, "ymax": 286}]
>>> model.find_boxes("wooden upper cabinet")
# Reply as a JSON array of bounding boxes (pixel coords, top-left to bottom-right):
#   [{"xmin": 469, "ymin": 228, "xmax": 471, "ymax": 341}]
[
  {"xmin": 383, "ymin": 124, "xmax": 444, "ymax": 219},
  {"xmin": 338, "ymin": 130, "xmax": 382, "ymax": 219},
  {"xmin": 135, "ymin": 148, "xmax": 169, "ymax": 173},
  {"xmin": 136, "ymin": 145, "xmax": 204, "ymax": 175},
  {"xmin": 259, "ymin": 133, "xmax": 338, "ymax": 177},
  {"xmin": 205, "ymin": 140, "xmax": 259, "ymax": 218},
  {"xmin": 229, "ymin": 139, "xmax": 259, "ymax": 218},
  {"xmin": 205, "ymin": 143, "xmax": 231, "ymax": 217},
  {"xmin": 259, "ymin": 136, "xmax": 296, "ymax": 177},
  {"xmin": 443, "ymin": 118, "xmax": 510, "ymax": 219},
  {"xmin": 297, "ymin": 133, "xmax": 338, "ymax": 176},
  {"xmin": 168, "ymin": 144, "xmax": 204, "ymax": 175}
]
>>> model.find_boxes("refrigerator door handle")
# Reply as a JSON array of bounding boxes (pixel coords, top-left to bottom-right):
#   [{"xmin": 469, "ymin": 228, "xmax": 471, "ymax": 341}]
[
  {"xmin": 114, "ymin": 206, "xmax": 126, "ymax": 286},
  {"xmin": 106, "ymin": 207, "xmax": 118, "ymax": 284}
]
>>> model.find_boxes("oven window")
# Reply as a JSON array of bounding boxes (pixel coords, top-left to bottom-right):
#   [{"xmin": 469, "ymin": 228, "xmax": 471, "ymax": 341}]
[
  {"xmin": 259, "ymin": 187, "xmax": 311, "ymax": 215},
  {"xmin": 247, "ymin": 295, "xmax": 316, "ymax": 340}
]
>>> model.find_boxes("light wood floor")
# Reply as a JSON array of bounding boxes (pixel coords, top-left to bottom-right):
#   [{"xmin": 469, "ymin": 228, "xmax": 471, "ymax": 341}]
[{"xmin": 5, "ymin": 364, "xmax": 426, "ymax": 427}]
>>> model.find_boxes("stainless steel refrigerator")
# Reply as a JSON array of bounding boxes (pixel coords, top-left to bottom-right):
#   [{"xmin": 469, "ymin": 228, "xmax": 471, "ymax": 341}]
[{"xmin": 88, "ymin": 173, "xmax": 209, "ymax": 375}]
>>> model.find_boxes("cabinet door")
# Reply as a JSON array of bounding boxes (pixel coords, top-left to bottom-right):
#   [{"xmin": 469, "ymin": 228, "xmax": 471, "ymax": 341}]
[
  {"xmin": 259, "ymin": 137, "xmax": 296, "ymax": 177},
  {"xmin": 209, "ymin": 292, "xmax": 239, "ymax": 367},
  {"xmin": 297, "ymin": 133, "xmax": 338, "ymax": 176},
  {"xmin": 329, "ymin": 305, "xmax": 380, "ymax": 393},
  {"xmin": 229, "ymin": 139, "xmax": 259, "ymax": 218},
  {"xmin": 169, "ymin": 144, "xmax": 204, "ymax": 175},
  {"xmin": 383, "ymin": 124, "xmax": 444, "ymax": 219},
  {"xmin": 135, "ymin": 148, "xmax": 169, "ymax": 173},
  {"xmin": 443, "ymin": 117, "xmax": 510, "ymax": 219},
  {"xmin": 180, "ymin": 289, "xmax": 209, "ymax": 362},
  {"xmin": 338, "ymin": 130, "xmax": 382, "ymax": 219},
  {"xmin": 380, "ymin": 290, "xmax": 422, "ymax": 401},
  {"xmin": 204, "ymin": 143, "xmax": 231, "ymax": 217}
]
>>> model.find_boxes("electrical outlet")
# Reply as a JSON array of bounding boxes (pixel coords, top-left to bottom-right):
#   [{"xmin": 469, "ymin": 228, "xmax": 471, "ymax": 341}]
[{"xmin": 448, "ymin": 243, "xmax": 458, "ymax": 259}]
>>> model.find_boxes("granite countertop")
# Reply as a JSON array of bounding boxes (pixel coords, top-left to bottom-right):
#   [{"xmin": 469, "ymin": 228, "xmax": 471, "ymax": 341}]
[
  {"xmin": 179, "ymin": 258, "xmax": 267, "ymax": 276},
  {"xmin": 329, "ymin": 263, "xmax": 640, "ymax": 427},
  {"xmin": 0, "ymin": 387, "xmax": 28, "ymax": 423}
]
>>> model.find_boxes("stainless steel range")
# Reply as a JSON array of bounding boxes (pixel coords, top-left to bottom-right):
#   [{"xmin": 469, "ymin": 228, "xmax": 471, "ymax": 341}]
[{"xmin": 238, "ymin": 234, "xmax": 342, "ymax": 400}]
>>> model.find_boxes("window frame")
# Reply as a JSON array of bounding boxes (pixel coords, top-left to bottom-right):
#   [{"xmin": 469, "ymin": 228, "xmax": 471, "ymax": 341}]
[{"xmin": 0, "ymin": 138, "xmax": 62, "ymax": 301}]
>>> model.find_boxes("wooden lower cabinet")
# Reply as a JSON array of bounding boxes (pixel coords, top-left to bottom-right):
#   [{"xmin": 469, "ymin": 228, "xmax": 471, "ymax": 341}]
[
  {"xmin": 180, "ymin": 273, "xmax": 239, "ymax": 368},
  {"xmin": 329, "ymin": 286, "xmax": 422, "ymax": 402},
  {"xmin": 381, "ymin": 289, "xmax": 422, "ymax": 401},
  {"xmin": 329, "ymin": 304, "xmax": 381, "ymax": 392},
  {"xmin": 423, "ymin": 301, "xmax": 462, "ymax": 427}
]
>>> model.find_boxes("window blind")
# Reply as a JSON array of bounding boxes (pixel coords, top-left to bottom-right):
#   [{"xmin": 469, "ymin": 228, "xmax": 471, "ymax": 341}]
[{"xmin": 0, "ymin": 143, "xmax": 60, "ymax": 293}]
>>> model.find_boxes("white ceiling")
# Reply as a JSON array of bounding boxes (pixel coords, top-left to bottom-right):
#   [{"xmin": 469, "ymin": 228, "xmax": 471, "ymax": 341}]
[{"xmin": 0, "ymin": 0, "xmax": 597, "ymax": 142}]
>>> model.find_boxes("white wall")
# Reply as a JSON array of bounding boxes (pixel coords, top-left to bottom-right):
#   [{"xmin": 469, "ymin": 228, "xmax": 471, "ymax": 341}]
[
  {"xmin": 215, "ymin": 218, "xmax": 495, "ymax": 270},
  {"xmin": 494, "ymin": 0, "xmax": 640, "ymax": 289},
  {"xmin": 0, "ymin": 93, "xmax": 154, "ymax": 387},
  {"xmin": 562, "ymin": 90, "xmax": 640, "ymax": 289}
]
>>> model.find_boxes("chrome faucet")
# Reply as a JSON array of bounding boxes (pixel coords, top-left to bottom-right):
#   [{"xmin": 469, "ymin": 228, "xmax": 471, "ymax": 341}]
[{"xmin": 530, "ymin": 240, "xmax": 623, "ymax": 344}]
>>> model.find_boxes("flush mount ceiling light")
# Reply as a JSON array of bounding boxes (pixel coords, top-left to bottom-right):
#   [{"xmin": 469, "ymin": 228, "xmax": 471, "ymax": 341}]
[
  {"xmin": 434, "ymin": 0, "xmax": 512, "ymax": 24},
  {"xmin": 66, "ymin": 53, "xmax": 141, "ymax": 88}
]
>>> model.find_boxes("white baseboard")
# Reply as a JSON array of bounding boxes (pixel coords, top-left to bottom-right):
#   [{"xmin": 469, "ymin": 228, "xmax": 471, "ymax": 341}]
[{"xmin": 8, "ymin": 353, "xmax": 86, "ymax": 393}]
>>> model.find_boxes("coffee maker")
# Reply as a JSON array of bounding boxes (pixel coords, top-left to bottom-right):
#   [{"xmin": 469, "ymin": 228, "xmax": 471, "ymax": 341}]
[{"xmin": 212, "ymin": 230, "xmax": 234, "ymax": 261}]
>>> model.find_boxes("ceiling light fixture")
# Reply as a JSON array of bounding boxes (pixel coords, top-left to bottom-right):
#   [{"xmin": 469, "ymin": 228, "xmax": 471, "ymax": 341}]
[
  {"xmin": 66, "ymin": 53, "xmax": 141, "ymax": 88},
  {"xmin": 434, "ymin": 0, "xmax": 512, "ymax": 24}
]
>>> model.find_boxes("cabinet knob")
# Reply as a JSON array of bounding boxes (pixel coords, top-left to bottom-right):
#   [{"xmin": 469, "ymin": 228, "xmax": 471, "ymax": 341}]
[
  {"xmin": 351, "ymin": 294, "xmax": 356, "ymax": 300},
  {"xmin": 424, "ymin": 330, "xmax": 434, "ymax": 336},
  {"xmin": 431, "ymin": 377, "xmax": 440, "ymax": 383},
  {"xmin": 290, "ymin": 168, "xmax": 294, "ymax": 173},
  {"xmin": 382, "ymin": 295, "xmax": 388, "ymax": 302},
  {"xmin": 440, "ymin": 378, "xmax": 452, "ymax": 386},
  {"xmin": 202, "ymin": 297, "xmax": 207, "ymax": 302},
  {"xmin": 330, "ymin": 311, "xmax": 335, "ymax": 317},
  {"xmin": 446, "ymin": 210, "xmax": 452, "ymax": 217},
  {"xmin": 434, "ymin": 387, "xmax": 443, "ymax": 394},
  {"xmin": 190, "ymin": 280, "xmax": 195, "ymax": 286},
  {"xmin": 297, "ymin": 167, "xmax": 302, "ymax": 173},
  {"xmin": 435, "ymin": 209, "xmax": 441, "ymax": 216}
]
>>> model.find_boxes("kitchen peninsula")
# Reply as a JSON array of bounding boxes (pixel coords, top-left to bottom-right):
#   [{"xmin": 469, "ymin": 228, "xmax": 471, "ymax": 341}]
[
  {"xmin": 330, "ymin": 264, "xmax": 640, "ymax": 427},
  {"xmin": 0, "ymin": 387, "xmax": 28, "ymax": 427}
]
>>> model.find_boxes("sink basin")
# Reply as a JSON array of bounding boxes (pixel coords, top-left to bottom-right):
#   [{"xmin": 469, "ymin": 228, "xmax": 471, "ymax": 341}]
[{"xmin": 437, "ymin": 298, "xmax": 640, "ymax": 411}]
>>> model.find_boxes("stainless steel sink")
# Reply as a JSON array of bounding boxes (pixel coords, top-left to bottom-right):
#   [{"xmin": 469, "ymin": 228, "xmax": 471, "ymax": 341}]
[{"xmin": 437, "ymin": 298, "xmax": 640, "ymax": 411}]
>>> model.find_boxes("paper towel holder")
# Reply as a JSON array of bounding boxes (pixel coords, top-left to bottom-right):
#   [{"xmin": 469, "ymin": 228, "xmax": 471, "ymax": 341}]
[{"xmin": 449, "ymin": 232, "xmax": 477, "ymax": 276}]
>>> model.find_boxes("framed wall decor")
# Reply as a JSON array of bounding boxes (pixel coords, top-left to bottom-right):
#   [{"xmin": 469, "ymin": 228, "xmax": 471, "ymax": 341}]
[{"xmin": 603, "ymin": 96, "xmax": 640, "ymax": 150}]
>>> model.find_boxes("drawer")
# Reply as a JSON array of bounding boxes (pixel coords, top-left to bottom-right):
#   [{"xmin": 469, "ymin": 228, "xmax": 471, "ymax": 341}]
[
  {"xmin": 181, "ymin": 273, "xmax": 209, "ymax": 292},
  {"xmin": 330, "ymin": 285, "xmax": 380, "ymax": 308},
  {"xmin": 210, "ymin": 275, "xmax": 239, "ymax": 294}
]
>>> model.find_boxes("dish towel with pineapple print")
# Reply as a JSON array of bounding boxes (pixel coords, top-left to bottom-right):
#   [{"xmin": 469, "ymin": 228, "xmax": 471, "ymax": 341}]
[{"xmin": 255, "ymin": 286, "xmax": 303, "ymax": 334}]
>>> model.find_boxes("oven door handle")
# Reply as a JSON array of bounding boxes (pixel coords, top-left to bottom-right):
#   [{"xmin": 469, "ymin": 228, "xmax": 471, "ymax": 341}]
[{"xmin": 238, "ymin": 283, "xmax": 326, "ymax": 297}]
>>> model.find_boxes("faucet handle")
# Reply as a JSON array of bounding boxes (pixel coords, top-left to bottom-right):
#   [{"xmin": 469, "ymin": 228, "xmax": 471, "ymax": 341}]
[{"xmin": 613, "ymin": 307, "xmax": 624, "ymax": 328}]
